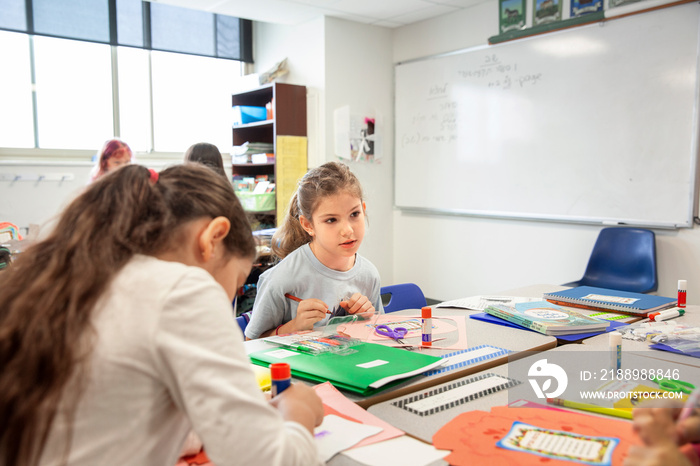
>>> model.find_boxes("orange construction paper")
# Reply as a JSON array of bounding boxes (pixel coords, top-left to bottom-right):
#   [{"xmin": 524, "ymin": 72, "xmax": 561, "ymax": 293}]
[{"xmin": 432, "ymin": 406, "xmax": 642, "ymax": 466}]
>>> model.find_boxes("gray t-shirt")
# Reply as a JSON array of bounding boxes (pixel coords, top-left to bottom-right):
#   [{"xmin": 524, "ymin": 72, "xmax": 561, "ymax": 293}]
[{"xmin": 245, "ymin": 243, "xmax": 383, "ymax": 339}]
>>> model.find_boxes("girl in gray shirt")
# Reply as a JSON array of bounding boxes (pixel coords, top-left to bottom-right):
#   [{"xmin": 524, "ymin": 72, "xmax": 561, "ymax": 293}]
[{"xmin": 245, "ymin": 162, "xmax": 383, "ymax": 339}]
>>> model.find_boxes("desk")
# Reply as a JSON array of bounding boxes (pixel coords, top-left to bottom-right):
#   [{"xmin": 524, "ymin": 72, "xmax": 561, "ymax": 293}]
[
  {"xmin": 368, "ymin": 344, "xmax": 697, "ymax": 443},
  {"xmin": 439, "ymin": 284, "xmax": 641, "ymax": 345},
  {"xmin": 582, "ymin": 303, "xmax": 700, "ymax": 368},
  {"xmin": 245, "ymin": 308, "xmax": 556, "ymax": 408}
]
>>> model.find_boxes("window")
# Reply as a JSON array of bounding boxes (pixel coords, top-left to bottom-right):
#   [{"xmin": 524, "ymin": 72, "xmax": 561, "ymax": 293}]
[
  {"xmin": 0, "ymin": 31, "xmax": 33, "ymax": 148},
  {"xmin": 150, "ymin": 51, "xmax": 241, "ymax": 152},
  {"xmin": 33, "ymin": 36, "xmax": 113, "ymax": 150},
  {"xmin": 0, "ymin": 0, "xmax": 251, "ymax": 155}
]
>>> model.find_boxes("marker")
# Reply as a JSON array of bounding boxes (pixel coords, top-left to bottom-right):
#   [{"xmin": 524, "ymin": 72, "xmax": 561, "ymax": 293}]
[
  {"xmin": 680, "ymin": 388, "xmax": 700, "ymax": 421},
  {"xmin": 270, "ymin": 363, "xmax": 291, "ymax": 397},
  {"xmin": 546, "ymin": 398, "xmax": 633, "ymax": 420},
  {"xmin": 609, "ymin": 332, "xmax": 622, "ymax": 371},
  {"xmin": 421, "ymin": 306, "xmax": 432, "ymax": 347},
  {"xmin": 678, "ymin": 280, "xmax": 687, "ymax": 309},
  {"xmin": 649, "ymin": 308, "xmax": 685, "ymax": 322},
  {"xmin": 284, "ymin": 293, "xmax": 331, "ymax": 314}
]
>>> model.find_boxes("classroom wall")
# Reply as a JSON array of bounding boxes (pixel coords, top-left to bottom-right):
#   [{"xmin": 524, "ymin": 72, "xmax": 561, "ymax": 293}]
[
  {"xmin": 323, "ymin": 17, "xmax": 395, "ymax": 285},
  {"xmin": 253, "ymin": 17, "xmax": 395, "ymax": 283},
  {"xmin": 391, "ymin": 0, "xmax": 700, "ymax": 304},
  {"xmin": 252, "ymin": 17, "xmax": 326, "ymax": 169}
]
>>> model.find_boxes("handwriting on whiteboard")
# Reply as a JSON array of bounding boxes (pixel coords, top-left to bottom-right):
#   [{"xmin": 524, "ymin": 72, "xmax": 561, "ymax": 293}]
[
  {"xmin": 400, "ymin": 53, "xmax": 544, "ymax": 148},
  {"xmin": 458, "ymin": 53, "xmax": 543, "ymax": 90}
]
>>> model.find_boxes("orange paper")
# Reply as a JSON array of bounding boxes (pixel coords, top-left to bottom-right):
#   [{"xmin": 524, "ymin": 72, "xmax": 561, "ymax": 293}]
[{"xmin": 432, "ymin": 406, "xmax": 641, "ymax": 465}]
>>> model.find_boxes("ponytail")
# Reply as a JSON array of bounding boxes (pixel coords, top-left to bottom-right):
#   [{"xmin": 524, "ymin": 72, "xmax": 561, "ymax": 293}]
[
  {"xmin": 271, "ymin": 192, "xmax": 312, "ymax": 259},
  {"xmin": 0, "ymin": 163, "xmax": 254, "ymax": 466}
]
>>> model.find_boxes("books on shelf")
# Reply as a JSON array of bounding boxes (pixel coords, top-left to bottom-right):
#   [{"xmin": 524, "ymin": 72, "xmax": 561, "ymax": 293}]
[
  {"xmin": 249, "ymin": 342, "xmax": 444, "ymax": 395},
  {"xmin": 543, "ymin": 286, "xmax": 677, "ymax": 315},
  {"xmin": 484, "ymin": 301, "xmax": 609, "ymax": 336}
]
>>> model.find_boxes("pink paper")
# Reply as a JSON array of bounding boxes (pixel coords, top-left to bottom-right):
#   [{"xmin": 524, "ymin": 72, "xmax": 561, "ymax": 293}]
[
  {"xmin": 337, "ymin": 315, "xmax": 469, "ymax": 350},
  {"xmin": 313, "ymin": 382, "xmax": 404, "ymax": 448}
]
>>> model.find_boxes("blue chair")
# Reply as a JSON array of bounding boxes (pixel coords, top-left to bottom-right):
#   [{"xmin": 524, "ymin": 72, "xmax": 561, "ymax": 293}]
[
  {"xmin": 380, "ymin": 283, "xmax": 428, "ymax": 313},
  {"xmin": 564, "ymin": 227, "xmax": 658, "ymax": 293},
  {"xmin": 236, "ymin": 314, "xmax": 249, "ymax": 333}
]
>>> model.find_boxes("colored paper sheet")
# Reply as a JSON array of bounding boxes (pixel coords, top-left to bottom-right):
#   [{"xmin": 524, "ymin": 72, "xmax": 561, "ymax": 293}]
[
  {"xmin": 275, "ymin": 135, "xmax": 308, "ymax": 222},
  {"xmin": 341, "ymin": 435, "xmax": 450, "ymax": 466},
  {"xmin": 314, "ymin": 382, "xmax": 404, "ymax": 448},
  {"xmin": 314, "ymin": 415, "xmax": 382, "ymax": 462},
  {"xmin": 432, "ymin": 407, "xmax": 641, "ymax": 466},
  {"xmin": 336, "ymin": 314, "xmax": 469, "ymax": 350}
]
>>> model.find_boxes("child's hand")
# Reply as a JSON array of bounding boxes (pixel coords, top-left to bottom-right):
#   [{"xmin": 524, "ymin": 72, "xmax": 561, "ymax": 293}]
[
  {"xmin": 625, "ymin": 406, "xmax": 693, "ymax": 466},
  {"xmin": 269, "ymin": 383, "xmax": 324, "ymax": 434},
  {"xmin": 624, "ymin": 442, "xmax": 693, "ymax": 466},
  {"xmin": 633, "ymin": 406, "xmax": 682, "ymax": 445},
  {"xmin": 293, "ymin": 299, "xmax": 329, "ymax": 331},
  {"xmin": 633, "ymin": 401, "xmax": 700, "ymax": 446},
  {"xmin": 340, "ymin": 293, "xmax": 375, "ymax": 315}
]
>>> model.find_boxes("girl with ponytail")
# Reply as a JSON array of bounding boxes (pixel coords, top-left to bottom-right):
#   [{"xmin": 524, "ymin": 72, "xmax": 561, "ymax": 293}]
[
  {"xmin": 0, "ymin": 164, "xmax": 323, "ymax": 466},
  {"xmin": 245, "ymin": 161, "xmax": 383, "ymax": 339}
]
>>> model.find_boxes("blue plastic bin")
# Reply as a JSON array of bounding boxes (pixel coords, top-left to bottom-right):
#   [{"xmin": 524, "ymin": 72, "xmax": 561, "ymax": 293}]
[{"xmin": 232, "ymin": 106, "xmax": 267, "ymax": 125}]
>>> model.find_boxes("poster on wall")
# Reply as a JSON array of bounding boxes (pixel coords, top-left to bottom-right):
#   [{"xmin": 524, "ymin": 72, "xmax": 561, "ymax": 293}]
[
  {"xmin": 333, "ymin": 105, "xmax": 382, "ymax": 163},
  {"xmin": 571, "ymin": 0, "xmax": 602, "ymax": 16},
  {"xmin": 533, "ymin": 0, "xmax": 562, "ymax": 25},
  {"xmin": 499, "ymin": 0, "xmax": 526, "ymax": 33}
]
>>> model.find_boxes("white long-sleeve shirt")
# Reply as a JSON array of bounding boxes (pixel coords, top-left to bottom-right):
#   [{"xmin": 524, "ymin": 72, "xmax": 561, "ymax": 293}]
[{"xmin": 38, "ymin": 255, "xmax": 320, "ymax": 466}]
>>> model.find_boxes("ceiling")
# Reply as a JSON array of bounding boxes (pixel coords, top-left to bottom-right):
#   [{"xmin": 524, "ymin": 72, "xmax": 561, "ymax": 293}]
[{"xmin": 147, "ymin": 0, "xmax": 485, "ymax": 28}]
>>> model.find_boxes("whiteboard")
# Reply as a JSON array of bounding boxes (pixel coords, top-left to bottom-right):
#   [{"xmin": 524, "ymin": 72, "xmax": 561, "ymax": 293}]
[{"xmin": 394, "ymin": 4, "xmax": 700, "ymax": 228}]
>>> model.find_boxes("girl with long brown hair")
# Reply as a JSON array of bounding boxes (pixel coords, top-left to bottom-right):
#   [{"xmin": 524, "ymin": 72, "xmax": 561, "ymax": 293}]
[{"xmin": 0, "ymin": 164, "xmax": 323, "ymax": 466}]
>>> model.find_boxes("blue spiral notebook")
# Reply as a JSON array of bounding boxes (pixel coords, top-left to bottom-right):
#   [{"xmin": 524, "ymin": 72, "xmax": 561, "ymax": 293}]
[
  {"xmin": 543, "ymin": 286, "xmax": 676, "ymax": 315},
  {"xmin": 470, "ymin": 312, "xmax": 627, "ymax": 341}
]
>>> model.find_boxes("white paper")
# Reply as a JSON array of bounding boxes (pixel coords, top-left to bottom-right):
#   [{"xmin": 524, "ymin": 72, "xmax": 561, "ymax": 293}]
[
  {"xmin": 341, "ymin": 435, "xmax": 450, "ymax": 466},
  {"xmin": 315, "ymin": 415, "xmax": 383, "ymax": 462},
  {"xmin": 252, "ymin": 180, "xmax": 270, "ymax": 194},
  {"xmin": 437, "ymin": 295, "xmax": 541, "ymax": 311}
]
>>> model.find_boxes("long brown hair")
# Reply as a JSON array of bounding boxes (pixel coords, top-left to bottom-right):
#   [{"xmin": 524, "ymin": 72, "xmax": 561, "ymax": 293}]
[
  {"xmin": 0, "ymin": 163, "xmax": 255, "ymax": 466},
  {"xmin": 272, "ymin": 161, "xmax": 364, "ymax": 259}
]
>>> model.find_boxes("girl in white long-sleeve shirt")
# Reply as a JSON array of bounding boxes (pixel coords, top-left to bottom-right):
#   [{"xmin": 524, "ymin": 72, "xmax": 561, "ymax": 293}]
[{"xmin": 0, "ymin": 164, "xmax": 323, "ymax": 466}]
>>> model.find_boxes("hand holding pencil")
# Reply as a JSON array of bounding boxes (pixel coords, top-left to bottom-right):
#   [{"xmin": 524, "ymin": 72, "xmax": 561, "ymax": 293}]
[
  {"xmin": 624, "ymin": 391, "xmax": 700, "ymax": 466},
  {"xmin": 284, "ymin": 293, "xmax": 330, "ymax": 332}
]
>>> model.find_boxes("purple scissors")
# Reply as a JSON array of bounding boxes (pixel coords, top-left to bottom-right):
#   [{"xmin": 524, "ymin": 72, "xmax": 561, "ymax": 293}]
[{"xmin": 375, "ymin": 325, "xmax": 408, "ymax": 343}]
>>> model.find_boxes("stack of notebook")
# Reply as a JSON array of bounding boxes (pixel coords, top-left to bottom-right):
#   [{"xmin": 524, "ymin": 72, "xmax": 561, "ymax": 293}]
[{"xmin": 543, "ymin": 286, "xmax": 676, "ymax": 316}]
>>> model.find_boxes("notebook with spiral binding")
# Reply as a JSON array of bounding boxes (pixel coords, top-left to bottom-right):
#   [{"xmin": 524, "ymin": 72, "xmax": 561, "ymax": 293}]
[{"xmin": 543, "ymin": 286, "xmax": 676, "ymax": 315}]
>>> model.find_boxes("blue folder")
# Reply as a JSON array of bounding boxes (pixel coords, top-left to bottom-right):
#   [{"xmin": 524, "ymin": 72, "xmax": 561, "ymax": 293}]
[
  {"xmin": 649, "ymin": 343, "xmax": 700, "ymax": 359},
  {"xmin": 469, "ymin": 312, "xmax": 628, "ymax": 341}
]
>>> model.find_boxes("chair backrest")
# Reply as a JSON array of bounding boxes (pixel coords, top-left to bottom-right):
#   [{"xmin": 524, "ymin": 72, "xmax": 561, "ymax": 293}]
[
  {"xmin": 380, "ymin": 283, "xmax": 427, "ymax": 313},
  {"xmin": 236, "ymin": 314, "xmax": 249, "ymax": 333},
  {"xmin": 577, "ymin": 227, "xmax": 658, "ymax": 293}
]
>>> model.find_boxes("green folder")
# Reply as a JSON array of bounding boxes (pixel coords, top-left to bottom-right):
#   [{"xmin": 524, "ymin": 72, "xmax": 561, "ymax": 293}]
[{"xmin": 249, "ymin": 342, "xmax": 444, "ymax": 396}]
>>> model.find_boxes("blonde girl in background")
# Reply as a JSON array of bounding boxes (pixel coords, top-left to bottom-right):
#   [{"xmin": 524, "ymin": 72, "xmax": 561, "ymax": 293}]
[
  {"xmin": 245, "ymin": 161, "xmax": 383, "ymax": 339},
  {"xmin": 0, "ymin": 164, "xmax": 323, "ymax": 466}
]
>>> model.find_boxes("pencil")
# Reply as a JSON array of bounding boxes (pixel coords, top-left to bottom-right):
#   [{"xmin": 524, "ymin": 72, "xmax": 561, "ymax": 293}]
[
  {"xmin": 546, "ymin": 397, "xmax": 633, "ymax": 420},
  {"xmin": 284, "ymin": 293, "xmax": 332, "ymax": 314}
]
